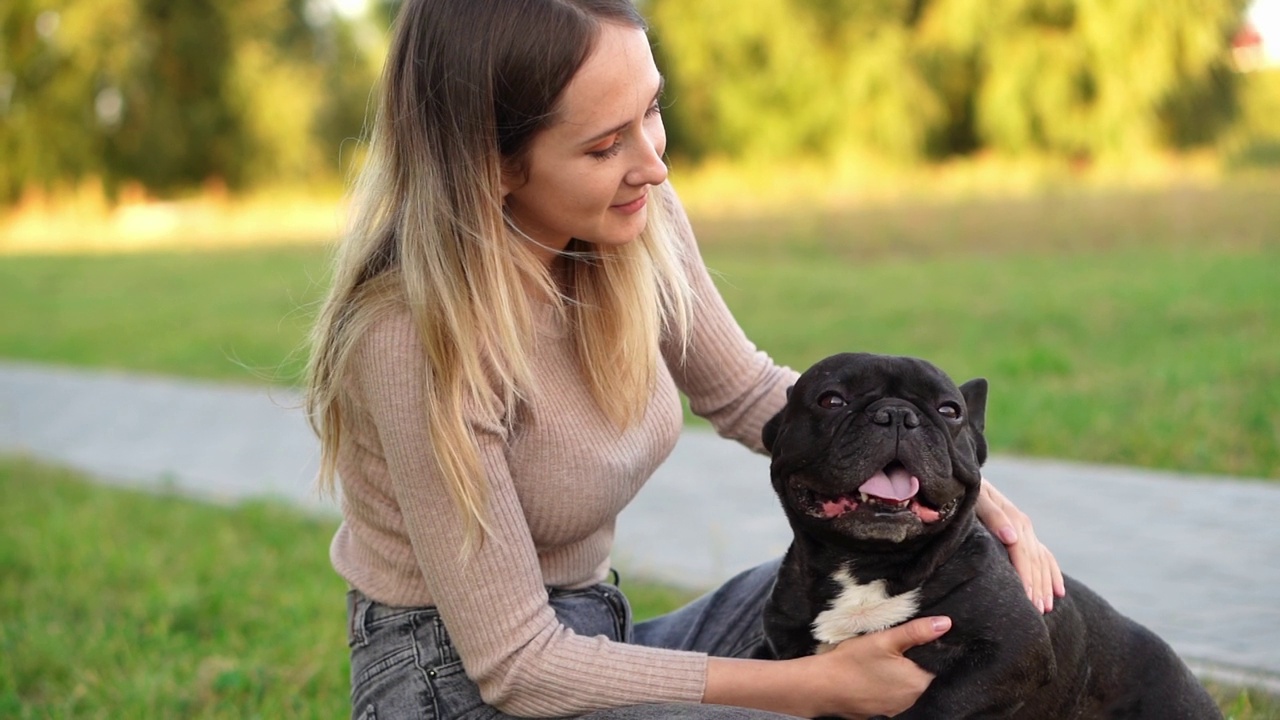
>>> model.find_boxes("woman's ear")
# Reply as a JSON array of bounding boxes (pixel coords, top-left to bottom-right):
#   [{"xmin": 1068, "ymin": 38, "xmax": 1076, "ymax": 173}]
[{"xmin": 500, "ymin": 158, "xmax": 525, "ymax": 197}]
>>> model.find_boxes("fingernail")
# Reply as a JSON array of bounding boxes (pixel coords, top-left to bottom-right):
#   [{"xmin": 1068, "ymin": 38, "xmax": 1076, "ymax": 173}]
[
  {"xmin": 931, "ymin": 617, "xmax": 952, "ymax": 633},
  {"xmin": 998, "ymin": 527, "xmax": 1018, "ymax": 544}
]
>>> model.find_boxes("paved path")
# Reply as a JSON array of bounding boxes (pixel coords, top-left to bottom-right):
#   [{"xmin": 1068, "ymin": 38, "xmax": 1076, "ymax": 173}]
[{"xmin": 2, "ymin": 360, "xmax": 1278, "ymax": 690}]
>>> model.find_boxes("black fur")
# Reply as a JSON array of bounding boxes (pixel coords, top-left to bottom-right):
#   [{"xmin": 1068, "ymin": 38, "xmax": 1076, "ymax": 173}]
[{"xmin": 760, "ymin": 352, "xmax": 1220, "ymax": 720}]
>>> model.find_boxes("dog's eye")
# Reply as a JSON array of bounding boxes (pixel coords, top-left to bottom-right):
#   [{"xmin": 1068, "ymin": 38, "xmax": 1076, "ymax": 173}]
[
  {"xmin": 938, "ymin": 402, "xmax": 963, "ymax": 419},
  {"xmin": 817, "ymin": 392, "xmax": 847, "ymax": 409}
]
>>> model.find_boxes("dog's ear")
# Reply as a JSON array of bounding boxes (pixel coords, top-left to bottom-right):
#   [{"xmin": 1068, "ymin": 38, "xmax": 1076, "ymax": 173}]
[
  {"xmin": 762, "ymin": 408, "xmax": 784, "ymax": 454},
  {"xmin": 959, "ymin": 378, "xmax": 987, "ymax": 434},
  {"xmin": 960, "ymin": 377, "xmax": 989, "ymax": 465},
  {"xmin": 762, "ymin": 385, "xmax": 797, "ymax": 453}
]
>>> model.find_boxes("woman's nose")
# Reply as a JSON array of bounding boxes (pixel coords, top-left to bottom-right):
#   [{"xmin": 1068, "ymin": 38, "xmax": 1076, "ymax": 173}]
[{"xmin": 626, "ymin": 128, "xmax": 668, "ymax": 187}]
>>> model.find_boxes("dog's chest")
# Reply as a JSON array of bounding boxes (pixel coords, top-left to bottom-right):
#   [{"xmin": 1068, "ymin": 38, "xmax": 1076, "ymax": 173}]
[{"xmin": 811, "ymin": 567, "xmax": 921, "ymax": 653}]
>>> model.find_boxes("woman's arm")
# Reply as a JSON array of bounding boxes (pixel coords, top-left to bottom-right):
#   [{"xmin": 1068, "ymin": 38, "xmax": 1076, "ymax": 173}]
[
  {"xmin": 705, "ymin": 616, "xmax": 951, "ymax": 719},
  {"xmin": 658, "ymin": 186, "xmax": 797, "ymax": 453}
]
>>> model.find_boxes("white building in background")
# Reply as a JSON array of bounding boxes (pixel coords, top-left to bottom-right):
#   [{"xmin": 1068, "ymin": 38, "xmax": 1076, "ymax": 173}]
[{"xmin": 1236, "ymin": 0, "xmax": 1280, "ymax": 71}]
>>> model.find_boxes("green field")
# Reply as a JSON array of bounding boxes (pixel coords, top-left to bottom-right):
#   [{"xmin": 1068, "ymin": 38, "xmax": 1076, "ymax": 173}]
[
  {"xmin": 2, "ymin": 181, "xmax": 1277, "ymax": 478},
  {"xmin": 1, "ymin": 458, "xmax": 1274, "ymax": 718},
  {"xmin": 0, "ymin": 458, "xmax": 694, "ymax": 719},
  {"xmin": 1, "ymin": 181, "xmax": 1277, "ymax": 716}
]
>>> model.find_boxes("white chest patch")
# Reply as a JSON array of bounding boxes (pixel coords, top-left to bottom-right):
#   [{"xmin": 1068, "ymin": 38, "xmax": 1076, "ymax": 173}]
[{"xmin": 811, "ymin": 567, "xmax": 921, "ymax": 654}]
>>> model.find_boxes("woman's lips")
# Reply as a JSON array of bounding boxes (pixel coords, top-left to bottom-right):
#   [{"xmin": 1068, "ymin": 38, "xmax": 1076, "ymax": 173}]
[{"xmin": 611, "ymin": 194, "xmax": 647, "ymax": 215}]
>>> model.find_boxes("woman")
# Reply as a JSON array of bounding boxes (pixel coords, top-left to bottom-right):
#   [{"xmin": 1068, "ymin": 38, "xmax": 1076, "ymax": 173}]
[{"xmin": 306, "ymin": 1, "xmax": 1064, "ymax": 718}]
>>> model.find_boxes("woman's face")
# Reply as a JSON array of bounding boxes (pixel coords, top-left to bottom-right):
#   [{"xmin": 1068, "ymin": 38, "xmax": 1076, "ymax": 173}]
[{"xmin": 502, "ymin": 22, "xmax": 668, "ymax": 262}]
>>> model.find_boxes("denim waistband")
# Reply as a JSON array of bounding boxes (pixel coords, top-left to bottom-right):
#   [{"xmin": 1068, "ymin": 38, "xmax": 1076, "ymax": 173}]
[{"xmin": 346, "ymin": 581, "xmax": 634, "ymax": 660}]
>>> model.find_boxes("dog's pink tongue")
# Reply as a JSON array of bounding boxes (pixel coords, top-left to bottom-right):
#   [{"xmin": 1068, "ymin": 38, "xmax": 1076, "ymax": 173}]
[{"xmin": 858, "ymin": 466, "xmax": 920, "ymax": 501}]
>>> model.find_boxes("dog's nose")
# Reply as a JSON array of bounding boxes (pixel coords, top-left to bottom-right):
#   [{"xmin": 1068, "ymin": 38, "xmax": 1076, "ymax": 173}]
[{"xmin": 873, "ymin": 405, "xmax": 920, "ymax": 429}]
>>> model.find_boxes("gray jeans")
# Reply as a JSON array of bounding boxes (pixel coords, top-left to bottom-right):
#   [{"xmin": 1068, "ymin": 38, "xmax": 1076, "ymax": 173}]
[{"xmin": 345, "ymin": 559, "xmax": 795, "ymax": 719}]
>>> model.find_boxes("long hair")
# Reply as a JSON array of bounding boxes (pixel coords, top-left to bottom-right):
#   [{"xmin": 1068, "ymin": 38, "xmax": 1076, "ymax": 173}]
[{"xmin": 306, "ymin": 0, "xmax": 693, "ymax": 551}]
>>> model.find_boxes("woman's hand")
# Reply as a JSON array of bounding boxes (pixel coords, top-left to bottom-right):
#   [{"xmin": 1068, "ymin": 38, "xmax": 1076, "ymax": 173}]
[
  {"xmin": 805, "ymin": 616, "xmax": 950, "ymax": 719},
  {"xmin": 704, "ymin": 616, "xmax": 950, "ymax": 719},
  {"xmin": 975, "ymin": 478, "xmax": 1066, "ymax": 612}
]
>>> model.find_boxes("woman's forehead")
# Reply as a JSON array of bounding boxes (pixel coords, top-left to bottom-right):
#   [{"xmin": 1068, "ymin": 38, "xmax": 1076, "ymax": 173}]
[{"xmin": 550, "ymin": 24, "xmax": 660, "ymax": 140}]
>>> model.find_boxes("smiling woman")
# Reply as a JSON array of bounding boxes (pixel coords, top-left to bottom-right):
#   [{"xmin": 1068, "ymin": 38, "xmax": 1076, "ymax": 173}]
[{"xmin": 502, "ymin": 23, "xmax": 669, "ymax": 260}]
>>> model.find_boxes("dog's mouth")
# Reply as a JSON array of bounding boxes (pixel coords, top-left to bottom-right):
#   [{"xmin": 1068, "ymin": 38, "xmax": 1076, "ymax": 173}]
[{"xmin": 797, "ymin": 461, "xmax": 957, "ymax": 524}]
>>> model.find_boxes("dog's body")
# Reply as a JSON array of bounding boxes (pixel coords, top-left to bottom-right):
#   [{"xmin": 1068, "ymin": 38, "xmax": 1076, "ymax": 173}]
[{"xmin": 760, "ymin": 353, "xmax": 1220, "ymax": 719}]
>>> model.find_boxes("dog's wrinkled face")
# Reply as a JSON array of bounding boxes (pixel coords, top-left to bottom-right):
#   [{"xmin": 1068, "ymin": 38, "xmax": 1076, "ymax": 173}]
[{"xmin": 763, "ymin": 353, "xmax": 989, "ymax": 545}]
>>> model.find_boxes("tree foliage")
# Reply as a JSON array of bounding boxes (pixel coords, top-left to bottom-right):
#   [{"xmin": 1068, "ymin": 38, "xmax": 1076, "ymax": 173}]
[
  {"xmin": 650, "ymin": 0, "xmax": 1251, "ymax": 163},
  {"xmin": 0, "ymin": 0, "xmax": 1262, "ymax": 202},
  {"xmin": 0, "ymin": 0, "xmax": 380, "ymax": 202}
]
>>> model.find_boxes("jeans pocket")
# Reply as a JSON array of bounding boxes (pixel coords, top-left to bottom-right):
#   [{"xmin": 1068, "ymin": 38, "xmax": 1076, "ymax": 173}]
[
  {"xmin": 547, "ymin": 584, "xmax": 632, "ymax": 643},
  {"xmin": 348, "ymin": 595, "xmax": 446, "ymax": 720},
  {"xmin": 349, "ymin": 645, "xmax": 434, "ymax": 720}
]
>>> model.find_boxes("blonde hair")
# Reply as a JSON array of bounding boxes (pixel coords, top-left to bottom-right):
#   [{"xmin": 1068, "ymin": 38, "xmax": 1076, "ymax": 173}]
[{"xmin": 306, "ymin": 0, "xmax": 693, "ymax": 551}]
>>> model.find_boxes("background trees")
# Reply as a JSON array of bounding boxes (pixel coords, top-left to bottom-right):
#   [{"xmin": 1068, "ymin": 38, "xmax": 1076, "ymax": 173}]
[
  {"xmin": 649, "ymin": 0, "xmax": 1253, "ymax": 164},
  {"xmin": 0, "ymin": 0, "xmax": 381, "ymax": 202},
  {"xmin": 0, "ymin": 0, "xmax": 1269, "ymax": 203}
]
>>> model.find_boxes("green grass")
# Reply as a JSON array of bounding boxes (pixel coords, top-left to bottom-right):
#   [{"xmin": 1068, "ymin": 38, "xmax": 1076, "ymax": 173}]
[
  {"xmin": 2, "ymin": 457, "xmax": 1275, "ymax": 718},
  {"xmin": 0, "ymin": 244, "xmax": 327, "ymax": 384},
  {"xmin": 0, "ymin": 181, "xmax": 1277, "ymax": 478},
  {"xmin": 0, "ymin": 457, "xmax": 349, "ymax": 718},
  {"xmin": 692, "ymin": 183, "xmax": 1280, "ymax": 478},
  {"xmin": 702, "ymin": 245, "xmax": 1279, "ymax": 477}
]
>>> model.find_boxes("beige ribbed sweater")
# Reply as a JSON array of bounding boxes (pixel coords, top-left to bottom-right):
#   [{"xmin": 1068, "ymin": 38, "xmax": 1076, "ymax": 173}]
[{"xmin": 329, "ymin": 199, "xmax": 796, "ymax": 717}]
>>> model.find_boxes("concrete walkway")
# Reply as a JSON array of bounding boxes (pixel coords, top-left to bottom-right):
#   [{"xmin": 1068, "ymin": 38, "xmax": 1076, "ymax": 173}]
[{"xmin": 2, "ymin": 360, "xmax": 1278, "ymax": 690}]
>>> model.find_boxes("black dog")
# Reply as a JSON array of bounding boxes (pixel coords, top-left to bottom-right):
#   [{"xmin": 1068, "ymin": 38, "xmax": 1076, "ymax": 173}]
[{"xmin": 760, "ymin": 353, "xmax": 1220, "ymax": 719}]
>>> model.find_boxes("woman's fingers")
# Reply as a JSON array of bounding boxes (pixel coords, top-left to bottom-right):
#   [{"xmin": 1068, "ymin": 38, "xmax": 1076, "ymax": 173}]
[
  {"xmin": 819, "ymin": 617, "xmax": 950, "ymax": 718},
  {"xmin": 976, "ymin": 479, "xmax": 1066, "ymax": 612}
]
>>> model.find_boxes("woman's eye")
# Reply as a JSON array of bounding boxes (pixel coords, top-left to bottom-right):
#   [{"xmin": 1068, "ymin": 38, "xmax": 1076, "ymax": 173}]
[
  {"xmin": 938, "ymin": 402, "xmax": 962, "ymax": 419},
  {"xmin": 817, "ymin": 392, "xmax": 846, "ymax": 409},
  {"xmin": 588, "ymin": 139, "xmax": 622, "ymax": 160}
]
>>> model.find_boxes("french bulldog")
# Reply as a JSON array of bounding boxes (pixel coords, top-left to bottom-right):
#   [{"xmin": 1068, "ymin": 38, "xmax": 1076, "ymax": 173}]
[{"xmin": 759, "ymin": 352, "xmax": 1220, "ymax": 719}]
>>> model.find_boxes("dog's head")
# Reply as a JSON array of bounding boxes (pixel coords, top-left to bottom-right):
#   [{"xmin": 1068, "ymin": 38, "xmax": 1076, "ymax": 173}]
[{"xmin": 763, "ymin": 353, "xmax": 988, "ymax": 546}]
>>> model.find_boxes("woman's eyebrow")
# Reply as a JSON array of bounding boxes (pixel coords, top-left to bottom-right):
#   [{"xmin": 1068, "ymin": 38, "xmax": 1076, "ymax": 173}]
[{"xmin": 579, "ymin": 76, "xmax": 665, "ymax": 146}]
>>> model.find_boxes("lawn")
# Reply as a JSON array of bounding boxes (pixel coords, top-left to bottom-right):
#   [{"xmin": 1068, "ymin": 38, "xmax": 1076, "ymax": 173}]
[
  {"xmin": 1, "ymin": 181, "xmax": 1277, "ymax": 478},
  {"xmin": 1, "ymin": 457, "xmax": 1274, "ymax": 718},
  {"xmin": 0, "ymin": 458, "xmax": 693, "ymax": 718},
  {"xmin": 4, "ymin": 153, "xmax": 1278, "ymax": 717}
]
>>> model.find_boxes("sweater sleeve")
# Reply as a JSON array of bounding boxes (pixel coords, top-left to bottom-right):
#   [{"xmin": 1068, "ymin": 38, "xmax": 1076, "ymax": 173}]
[
  {"xmin": 659, "ymin": 188, "xmax": 800, "ymax": 454},
  {"xmin": 350, "ymin": 312, "xmax": 707, "ymax": 717}
]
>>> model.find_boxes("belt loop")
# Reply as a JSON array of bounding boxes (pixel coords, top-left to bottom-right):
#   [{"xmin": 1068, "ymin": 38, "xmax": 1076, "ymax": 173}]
[
  {"xmin": 602, "ymin": 582, "xmax": 633, "ymax": 644},
  {"xmin": 432, "ymin": 614, "xmax": 460, "ymax": 665},
  {"xmin": 346, "ymin": 589, "xmax": 370, "ymax": 647}
]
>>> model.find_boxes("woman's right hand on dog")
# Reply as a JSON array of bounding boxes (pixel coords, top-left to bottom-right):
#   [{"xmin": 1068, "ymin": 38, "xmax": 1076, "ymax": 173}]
[{"xmin": 703, "ymin": 615, "xmax": 950, "ymax": 718}]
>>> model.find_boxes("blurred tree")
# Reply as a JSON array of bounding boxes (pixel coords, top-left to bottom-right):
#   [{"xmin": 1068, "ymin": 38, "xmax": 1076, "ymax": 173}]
[
  {"xmin": 0, "ymin": 0, "xmax": 380, "ymax": 203},
  {"xmin": 967, "ymin": 0, "xmax": 1248, "ymax": 158},
  {"xmin": 650, "ymin": 0, "xmax": 839, "ymax": 161},
  {"xmin": 0, "ymin": 0, "xmax": 1258, "ymax": 202},
  {"xmin": 650, "ymin": 0, "xmax": 1250, "ymax": 164},
  {"xmin": 0, "ymin": 0, "xmax": 144, "ymax": 200},
  {"xmin": 111, "ymin": 0, "xmax": 244, "ymax": 192}
]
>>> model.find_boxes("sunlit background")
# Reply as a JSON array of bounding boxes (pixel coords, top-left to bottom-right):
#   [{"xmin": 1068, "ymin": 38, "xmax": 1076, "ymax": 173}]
[
  {"xmin": 2, "ymin": 0, "xmax": 1280, "ymax": 250},
  {"xmin": 3, "ymin": 2, "xmax": 1280, "ymax": 716}
]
